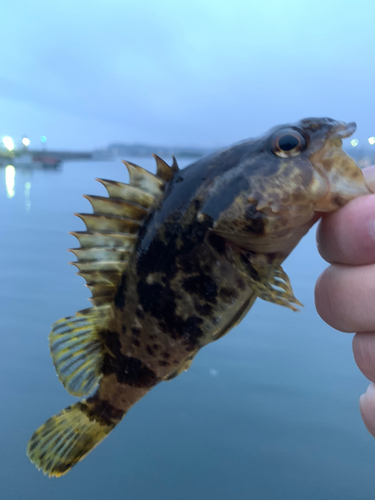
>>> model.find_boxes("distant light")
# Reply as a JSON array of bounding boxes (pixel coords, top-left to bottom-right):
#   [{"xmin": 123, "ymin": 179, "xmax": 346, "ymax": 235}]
[
  {"xmin": 5, "ymin": 165, "xmax": 15, "ymax": 198},
  {"xmin": 40, "ymin": 135, "xmax": 47, "ymax": 143},
  {"xmin": 22, "ymin": 137, "xmax": 30, "ymax": 147},
  {"xmin": 350, "ymin": 139, "xmax": 359, "ymax": 147},
  {"xmin": 368, "ymin": 137, "xmax": 375, "ymax": 145},
  {"xmin": 3, "ymin": 136, "xmax": 14, "ymax": 151}
]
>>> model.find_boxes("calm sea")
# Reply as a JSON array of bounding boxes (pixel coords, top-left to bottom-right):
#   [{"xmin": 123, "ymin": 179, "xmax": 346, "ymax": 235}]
[{"xmin": 1, "ymin": 158, "xmax": 374, "ymax": 500}]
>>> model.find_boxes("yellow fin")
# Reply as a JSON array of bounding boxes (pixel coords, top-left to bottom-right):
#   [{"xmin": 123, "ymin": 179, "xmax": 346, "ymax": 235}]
[
  {"xmin": 27, "ymin": 401, "xmax": 116, "ymax": 477},
  {"xmin": 254, "ymin": 266, "xmax": 303, "ymax": 311},
  {"xmin": 49, "ymin": 313, "xmax": 106, "ymax": 397},
  {"xmin": 234, "ymin": 252, "xmax": 303, "ymax": 312}
]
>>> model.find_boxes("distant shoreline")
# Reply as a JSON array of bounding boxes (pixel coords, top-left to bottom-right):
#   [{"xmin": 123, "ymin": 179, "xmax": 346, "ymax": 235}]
[{"xmin": 1, "ymin": 144, "xmax": 374, "ymax": 167}]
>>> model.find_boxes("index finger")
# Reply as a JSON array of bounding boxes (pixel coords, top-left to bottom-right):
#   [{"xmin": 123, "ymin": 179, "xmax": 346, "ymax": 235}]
[{"xmin": 316, "ymin": 167, "xmax": 375, "ymax": 265}]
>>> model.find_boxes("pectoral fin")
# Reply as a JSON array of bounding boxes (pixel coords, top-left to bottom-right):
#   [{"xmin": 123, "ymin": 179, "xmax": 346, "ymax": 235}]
[
  {"xmin": 253, "ymin": 265, "xmax": 303, "ymax": 311},
  {"xmin": 234, "ymin": 252, "xmax": 303, "ymax": 311}
]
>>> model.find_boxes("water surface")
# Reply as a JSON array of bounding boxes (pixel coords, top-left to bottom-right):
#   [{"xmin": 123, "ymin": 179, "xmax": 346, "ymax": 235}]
[{"xmin": 1, "ymin": 158, "xmax": 374, "ymax": 499}]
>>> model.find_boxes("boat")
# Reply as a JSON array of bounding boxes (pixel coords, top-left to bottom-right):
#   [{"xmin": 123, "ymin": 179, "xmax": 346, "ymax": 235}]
[{"xmin": 12, "ymin": 153, "xmax": 62, "ymax": 169}]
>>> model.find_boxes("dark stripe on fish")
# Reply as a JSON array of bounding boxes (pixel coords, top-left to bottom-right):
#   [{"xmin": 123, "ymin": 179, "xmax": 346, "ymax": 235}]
[
  {"xmin": 86, "ymin": 396, "xmax": 125, "ymax": 422},
  {"xmin": 77, "ymin": 401, "xmax": 117, "ymax": 427},
  {"xmin": 102, "ymin": 353, "xmax": 159, "ymax": 388},
  {"xmin": 102, "ymin": 329, "xmax": 159, "ymax": 387},
  {"xmin": 137, "ymin": 281, "xmax": 203, "ymax": 348}
]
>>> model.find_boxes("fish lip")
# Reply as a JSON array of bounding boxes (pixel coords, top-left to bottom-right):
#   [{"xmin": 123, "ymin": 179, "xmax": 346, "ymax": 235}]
[{"xmin": 330, "ymin": 121, "xmax": 356, "ymax": 139}]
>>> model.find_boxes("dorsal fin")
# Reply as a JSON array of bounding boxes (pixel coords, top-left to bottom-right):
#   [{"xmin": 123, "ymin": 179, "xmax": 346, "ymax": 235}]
[{"xmin": 71, "ymin": 155, "xmax": 177, "ymax": 308}]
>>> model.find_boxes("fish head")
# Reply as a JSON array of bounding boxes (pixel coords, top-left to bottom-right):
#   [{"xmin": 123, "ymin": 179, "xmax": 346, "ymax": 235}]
[{"xmin": 204, "ymin": 117, "xmax": 371, "ymax": 257}]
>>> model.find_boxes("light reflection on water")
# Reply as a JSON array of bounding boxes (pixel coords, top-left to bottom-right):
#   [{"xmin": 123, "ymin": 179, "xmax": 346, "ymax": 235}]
[
  {"xmin": 0, "ymin": 158, "xmax": 375, "ymax": 500},
  {"xmin": 5, "ymin": 165, "xmax": 16, "ymax": 199},
  {"xmin": 24, "ymin": 182, "xmax": 31, "ymax": 212},
  {"xmin": 5, "ymin": 168, "xmax": 32, "ymax": 211}
]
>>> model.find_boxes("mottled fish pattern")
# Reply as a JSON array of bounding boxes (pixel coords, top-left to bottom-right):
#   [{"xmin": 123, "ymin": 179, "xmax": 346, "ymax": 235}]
[{"xmin": 27, "ymin": 118, "xmax": 370, "ymax": 476}]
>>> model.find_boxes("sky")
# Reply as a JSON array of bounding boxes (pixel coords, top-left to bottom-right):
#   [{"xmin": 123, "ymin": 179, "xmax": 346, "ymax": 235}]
[{"xmin": 1, "ymin": 0, "xmax": 374, "ymax": 150}]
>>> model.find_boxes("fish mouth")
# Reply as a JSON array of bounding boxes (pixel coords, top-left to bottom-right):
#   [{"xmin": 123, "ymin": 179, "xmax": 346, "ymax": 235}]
[
  {"xmin": 329, "ymin": 121, "xmax": 356, "ymax": 140},
  {"xmin": 311, "ymin": 120, "xmax": 371, "ymax": 212}
]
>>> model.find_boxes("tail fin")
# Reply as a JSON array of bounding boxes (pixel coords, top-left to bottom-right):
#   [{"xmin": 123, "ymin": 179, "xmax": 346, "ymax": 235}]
[{"xmin": 27, "ymin": 399, "xmax": 122, "ymax": 477}]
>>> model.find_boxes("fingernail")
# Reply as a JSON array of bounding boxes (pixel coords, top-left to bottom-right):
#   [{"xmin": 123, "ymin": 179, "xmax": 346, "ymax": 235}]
[
  {"xmin": 359, "ymin": 383, "xmax": 375, "ymax": 437},
  {"xmin": 368, "ymin": 219, "xmax": 375, "ymax": 243},
  {"xmin": 359, "ymin": 383, "xmax": 375, "ymax": 411},
  {"xmin": 362, "ymin": 382, "xmax": 375, "ymax": 397}
]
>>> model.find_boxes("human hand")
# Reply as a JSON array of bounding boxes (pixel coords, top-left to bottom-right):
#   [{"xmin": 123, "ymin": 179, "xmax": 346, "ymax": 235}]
[{"xmin": 315, "ymin": 165, "xmax": 375, "ymax": 437}]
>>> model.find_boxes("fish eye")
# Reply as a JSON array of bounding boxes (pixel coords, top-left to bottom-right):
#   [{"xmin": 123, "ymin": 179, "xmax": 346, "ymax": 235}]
[{"xmin": 271, "ymin": 128, "xmax": 307, "ymax": 158}]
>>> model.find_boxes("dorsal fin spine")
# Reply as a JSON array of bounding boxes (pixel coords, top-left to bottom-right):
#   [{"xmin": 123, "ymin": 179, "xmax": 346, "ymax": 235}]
[
  {"xmin": 70, "ymin": 260, "xmax": 128, "ymax": 273},
  {"xmin": 171, "ymin": 156, "xmax": 179, "ymax": 172},
  {"xmin": 123, "ymin": 160, "xmax": 165, "ymax": 197},
  {"xmin": 69, "ymin": 247, "xmax": 131, "ymax": 263},
  {"xmin": 77, "ymin": 271, "xmax": 121, "ymax": 286},
  {"xmin": 75, "ymin": 214, "xmax": 141, "ymax": 233},
  {"xmin": 153, "ymin": 154, "xmax": 174, "ymax": 182},
  {"xmin": 70, "ymin": 232, "xmax": 137, "ymax": 250},
  {"xmin": 83, "ymin": 195, "xmax": 148, "ymax": 220},
  {"xmin": 96, "ymin": 179, "xmax": 155, "ymax": 208}
]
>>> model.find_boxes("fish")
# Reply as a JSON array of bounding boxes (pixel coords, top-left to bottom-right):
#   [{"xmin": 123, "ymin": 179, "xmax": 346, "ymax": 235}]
[{"xmin": 27, "ymin": 117, "xmax": 371, "ymax": 477}]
